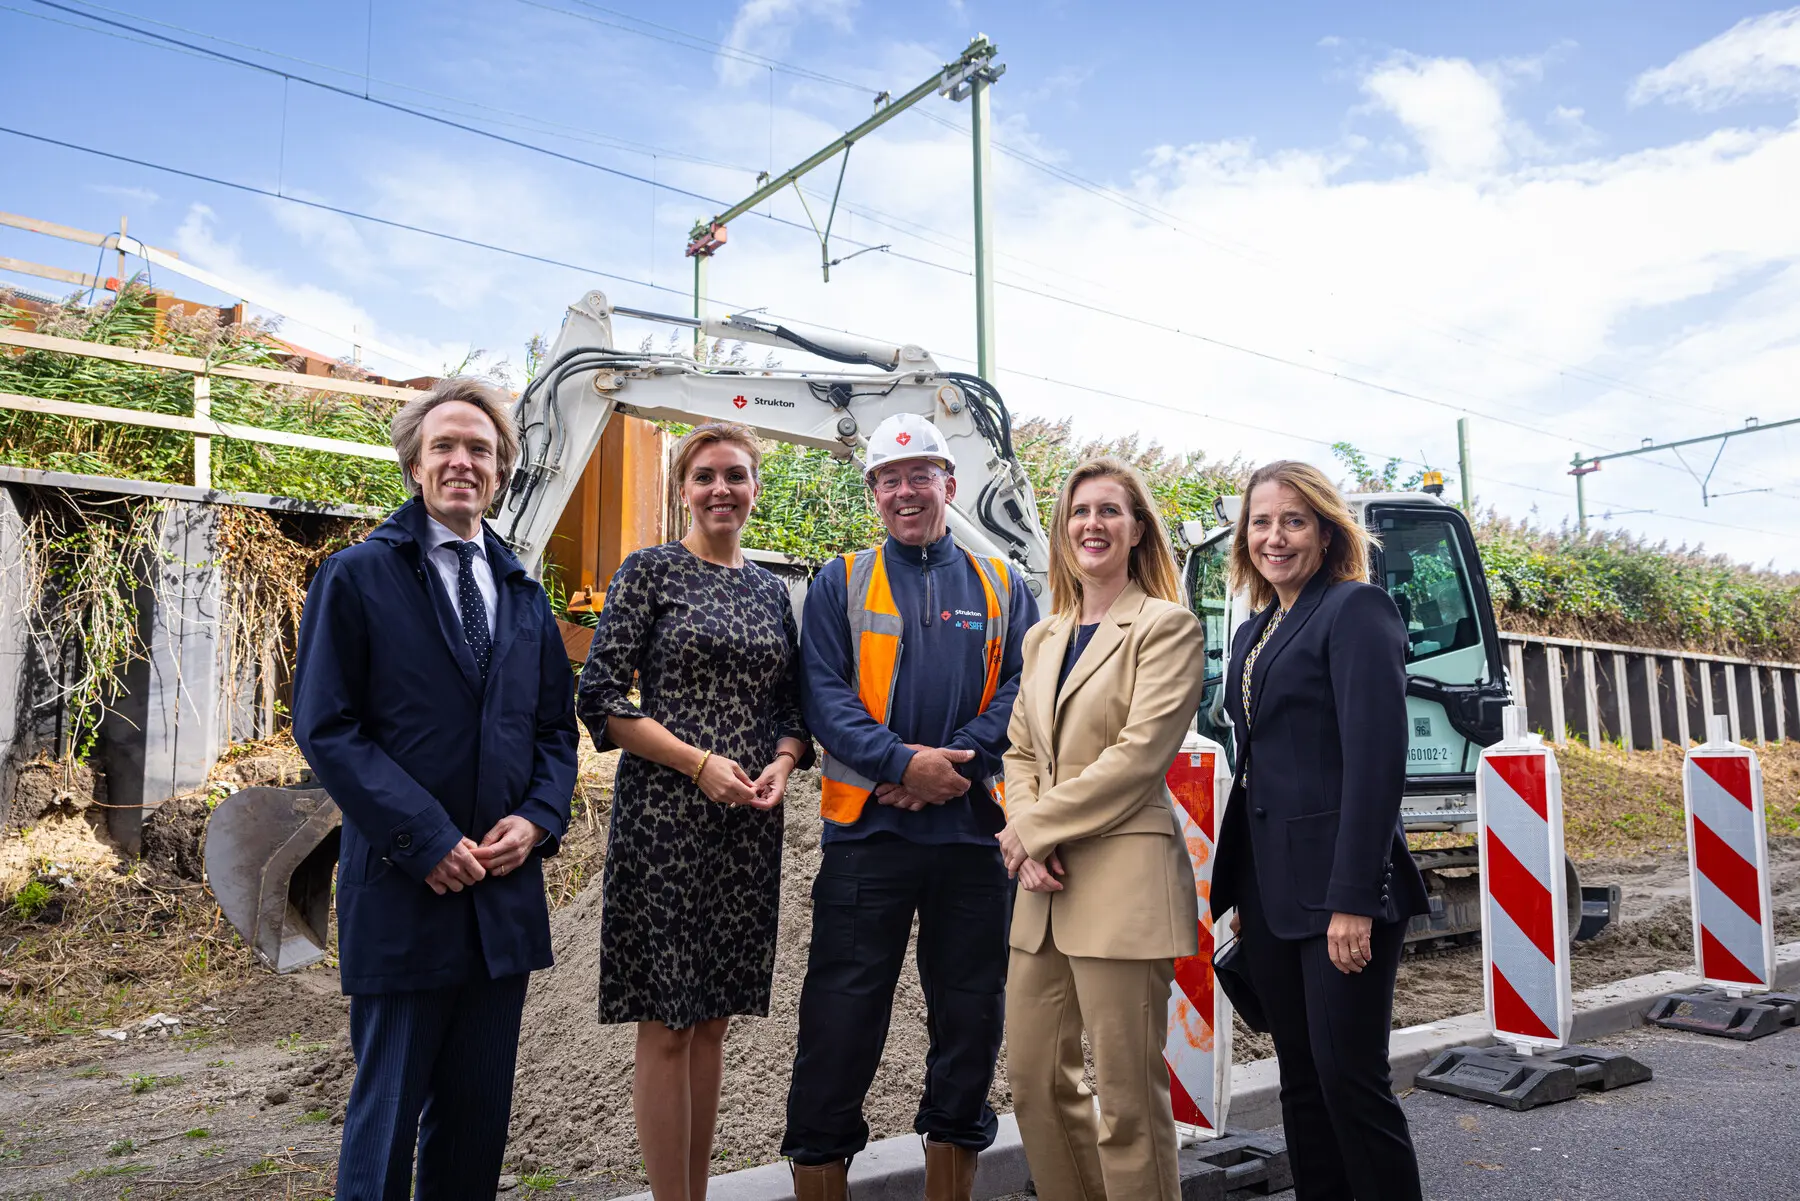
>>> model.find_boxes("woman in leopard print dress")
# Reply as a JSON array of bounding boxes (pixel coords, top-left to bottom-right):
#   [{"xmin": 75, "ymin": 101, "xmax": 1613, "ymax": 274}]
[{"xmin": 577, "ymin": 423, "xmax": 811, "ymax": 1199}]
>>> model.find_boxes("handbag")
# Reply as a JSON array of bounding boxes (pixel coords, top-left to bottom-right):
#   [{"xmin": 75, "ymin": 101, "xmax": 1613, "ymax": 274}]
[{"xmin": 1212, "ymin": 932, "xmax": 1269, "ymax": 1033}]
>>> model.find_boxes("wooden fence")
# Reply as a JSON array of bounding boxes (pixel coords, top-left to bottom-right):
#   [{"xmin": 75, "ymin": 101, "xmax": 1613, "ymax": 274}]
[{"xmin": 1501, "ymin": 631, "xmax": 1797, "ymax": 751}]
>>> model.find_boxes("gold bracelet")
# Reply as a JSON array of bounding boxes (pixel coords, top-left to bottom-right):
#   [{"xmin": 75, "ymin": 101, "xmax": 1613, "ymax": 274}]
[{"xmin": 691, "ymin": 750, "xmax": 712, "ymax": 783}]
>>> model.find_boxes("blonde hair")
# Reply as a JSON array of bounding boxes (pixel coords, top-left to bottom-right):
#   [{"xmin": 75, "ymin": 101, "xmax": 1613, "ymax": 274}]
[
  {"xmin": 389, "ymin": 377, "xmax": 520, "ymax": 497},
  {"xmin": 1228, "ymin": 460, "xmax": 1375, "ymax": 610},
  {"xmin": 1047, "ymin": 457, "xmax": 1181, "ymax": 617},
  {"xmin": 672, "ymin": 422, "xmax": 763, "ymax": 484}
]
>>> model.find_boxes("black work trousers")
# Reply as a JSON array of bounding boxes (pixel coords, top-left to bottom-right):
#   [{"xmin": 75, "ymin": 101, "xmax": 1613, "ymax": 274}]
[
  {"xmin": 782, "ymin": 836, "xmax": 1011, "ymax": 1166},
  {"xmin": 1237, "ymin": 856, "xmax": 1422, "ymax": 1201}
]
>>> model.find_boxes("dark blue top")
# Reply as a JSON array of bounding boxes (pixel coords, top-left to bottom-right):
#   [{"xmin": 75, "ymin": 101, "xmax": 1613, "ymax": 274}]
[
  {"xmin": 1058, "ymin": 623, "xmax": 1099, "ymax": 693},
  {"xmin": 800, "ymin": 530, "xmax": 1039, "ymax": 845}
]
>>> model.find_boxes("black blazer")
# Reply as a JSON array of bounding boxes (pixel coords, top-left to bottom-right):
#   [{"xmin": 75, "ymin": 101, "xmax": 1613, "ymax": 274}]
[{"xmin": 1210, "ymin": 571, "xmax": 1429, "ymax": 939}]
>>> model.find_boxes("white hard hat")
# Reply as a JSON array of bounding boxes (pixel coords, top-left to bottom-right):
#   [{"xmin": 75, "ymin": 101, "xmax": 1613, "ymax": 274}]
[{"xmin": 864, "ymin": 413, "xmax": 956, "ymax": 479}]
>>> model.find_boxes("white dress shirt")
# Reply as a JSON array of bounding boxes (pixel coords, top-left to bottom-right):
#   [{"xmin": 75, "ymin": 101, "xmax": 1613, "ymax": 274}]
[{"xmin": 424, "ymin": 514, "xmax": 497, "ymax": 638}]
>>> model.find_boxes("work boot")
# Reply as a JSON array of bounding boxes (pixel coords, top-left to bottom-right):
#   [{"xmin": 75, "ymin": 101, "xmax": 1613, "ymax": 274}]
[
  {"xmin": 791, "ymin": 1158, "xmax": 848, "ymax": 1201},
  {"xmin": 923, "ymin": 1139, "xmax": 976, "ymax": 1201}
]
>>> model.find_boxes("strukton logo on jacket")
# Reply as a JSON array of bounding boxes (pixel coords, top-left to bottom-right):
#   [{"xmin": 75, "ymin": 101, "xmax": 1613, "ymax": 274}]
[
  {"xmin": 941, "ymin": 610, "xmax": 952, "ymax": 622},
  {"xmin": 732, "ymin": 394, "xmax": 747, "ymax": 408}
]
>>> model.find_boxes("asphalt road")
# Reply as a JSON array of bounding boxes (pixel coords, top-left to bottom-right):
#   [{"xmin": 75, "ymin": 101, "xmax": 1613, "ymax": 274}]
[{"xmin": 1259, "ymin": 1023, "xmax": 1800, "ymax": 1201}]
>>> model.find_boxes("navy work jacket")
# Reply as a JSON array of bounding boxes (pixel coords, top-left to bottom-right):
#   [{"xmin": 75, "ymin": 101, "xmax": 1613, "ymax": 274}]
[
  {"xmin": 1210, "ymin": 572, "xmax": 1430, "ymax": 939},
  {"xmin": 292, "ymin": 498, "xmax": 578, "ymax": 994}
]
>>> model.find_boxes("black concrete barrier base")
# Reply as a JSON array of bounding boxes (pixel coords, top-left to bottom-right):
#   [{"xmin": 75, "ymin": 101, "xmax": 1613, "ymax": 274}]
[
  {"xmin": 1646, "ymin": 986, "xmax": 1800, "ymax": 1041},
  {"xmin": 1178, "ymin": 1128, "xmax": 1291, "ymax": 1200},
  {"xmin": 1413, "ymin": 1044, "xmax": 1652, "ymax": 1111}
]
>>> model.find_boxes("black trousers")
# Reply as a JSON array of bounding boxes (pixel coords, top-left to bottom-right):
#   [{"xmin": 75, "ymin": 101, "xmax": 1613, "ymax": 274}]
[
  {"xmin": 336, "ymin": 973, "xmax": 530, "ymax": 1201},
  {"xmin": 1237, "ymin": 859, "xmax": 1422, "ymax": 1201},
  {"xmin": 782, "ymin": 837, "xmax": 1011, "ymax": 1165}
]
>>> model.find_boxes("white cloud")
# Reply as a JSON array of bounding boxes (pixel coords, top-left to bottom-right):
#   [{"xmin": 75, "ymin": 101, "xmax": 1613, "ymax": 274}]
[
  {"xmin": 85, "ymin": 184, "xmax": 160, "ymax": 206},
  {"xmin": 1631, "ymin": 7, "xmax": 1800, "ymax": 109},
  {"xmin": 1359, "ymin": 54, "xmax": 1521, "ymax": 176},
  {"xmin": 170, "ymin": 204, "xmax": 470, "ymax": 378},
  {"xmin": 720, "ymin": 0, "xmax": 857, "ymax": 86}
]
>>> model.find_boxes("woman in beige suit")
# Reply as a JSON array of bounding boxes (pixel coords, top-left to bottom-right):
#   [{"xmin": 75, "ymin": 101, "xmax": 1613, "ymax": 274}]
[{"xmin": 996, "ymin": 457, "xmax": 1206, "ymax": 1201}]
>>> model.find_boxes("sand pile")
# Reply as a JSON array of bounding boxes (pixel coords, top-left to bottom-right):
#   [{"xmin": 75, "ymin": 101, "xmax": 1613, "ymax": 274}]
[{"xmin": 504, "ymin": 769, "xmax": 1014, "ymax": 1189}]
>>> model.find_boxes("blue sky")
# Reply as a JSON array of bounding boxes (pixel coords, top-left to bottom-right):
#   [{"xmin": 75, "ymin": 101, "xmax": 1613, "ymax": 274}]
[{"xmin": 4, "ymin": 2, "xmax": 1800, "ymax": 566}]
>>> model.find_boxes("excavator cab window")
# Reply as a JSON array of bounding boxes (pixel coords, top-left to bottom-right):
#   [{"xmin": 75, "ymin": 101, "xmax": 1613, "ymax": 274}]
[
  {"xmin": 1368, "ymin": 505, "xmax": 1509, "ymax": 778},
  {"xmin": 1183, "ymin": 528, "xmax": 1236, "ymax": 762}
]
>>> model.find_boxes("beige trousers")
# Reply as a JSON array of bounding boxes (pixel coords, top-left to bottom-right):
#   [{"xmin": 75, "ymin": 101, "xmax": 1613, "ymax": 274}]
[{"xmin": 1006, "ymin": 941, "xmax": 1179, "ymax": 1201}]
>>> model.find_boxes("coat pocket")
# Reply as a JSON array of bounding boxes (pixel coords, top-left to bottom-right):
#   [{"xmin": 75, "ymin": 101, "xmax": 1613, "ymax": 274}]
[{"xmin": 1284, "ymin": 810, "xmax": 1340, "ymax": 910}]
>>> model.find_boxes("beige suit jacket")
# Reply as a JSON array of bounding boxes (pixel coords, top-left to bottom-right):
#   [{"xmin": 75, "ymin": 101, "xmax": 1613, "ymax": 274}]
[{"xmin": 1004, "ymin": 582, "xmax": 1206, "ymax": 960}]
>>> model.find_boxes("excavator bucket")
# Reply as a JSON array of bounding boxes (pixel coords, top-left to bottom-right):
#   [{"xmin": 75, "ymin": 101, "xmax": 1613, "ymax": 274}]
[{"xmin": 203, "ymin": 786, "xmax": 342, "ymax": 973}]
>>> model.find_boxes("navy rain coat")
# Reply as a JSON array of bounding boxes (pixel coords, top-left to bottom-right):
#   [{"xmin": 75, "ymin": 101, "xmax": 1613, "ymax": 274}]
[{"xmin": 292, "ymin": 498, "xmax": 579, "ymax": 994}]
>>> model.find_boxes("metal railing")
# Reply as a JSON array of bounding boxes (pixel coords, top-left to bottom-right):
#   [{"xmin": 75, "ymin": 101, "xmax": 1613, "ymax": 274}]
[{"xmin": 0, "ymin": 327, "xmax": 409, "ymax": 488}]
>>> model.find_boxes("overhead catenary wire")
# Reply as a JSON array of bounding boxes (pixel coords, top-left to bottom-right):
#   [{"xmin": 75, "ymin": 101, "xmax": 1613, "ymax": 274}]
[
  {"xmin": 27, "ymin": 0, "xmax": 1782, "ymax": 500},
  {"xmin": 9, "ymin": 116, "xmax": 1800, "ymax": 528}
]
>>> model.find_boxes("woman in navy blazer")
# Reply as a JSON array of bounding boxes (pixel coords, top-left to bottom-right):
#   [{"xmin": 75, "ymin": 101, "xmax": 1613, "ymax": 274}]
[{"xmin": 1210, "ymin": 460, "xmax": 1428, "ymax": 1201}]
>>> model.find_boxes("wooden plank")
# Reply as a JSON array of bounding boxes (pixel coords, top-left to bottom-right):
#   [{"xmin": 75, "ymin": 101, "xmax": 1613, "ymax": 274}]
[
  {"xmin": 0, "ymin": 210, "xmax": 108, "ymax": 248},
  {"xmin": 1582, "ymin": 648, "xmax": 1602, "ymax": 747},
  {"xmin": 1547, "ymin": 646, "xmax": 1567, "ymax": 746},
  {"xmin": 1699, "ymin": 660, "xmax": 1716, "ymax": 736},
  {"xmin": 1645, "ymin": 656, "xmax": 1664, "ymax": 750},
  {"xmin": 0, "ymin": 255, "xmax": 100, "ymax": 289},
  {"xmin": 556, "ymin": 617, "xmax": 595, "ymax": 665},
  {"xmin": 1674, "ymin": 658, "xmax": 1692, "ymax": 749},
  {"xmin": 0, "ymin": 211, "xmax": 179, "ymax": 258},
  {"xmin": 1612, "ymin": 650, "xmax": 1632, "ymax": 753},
  {"xmin": 0, "ymin": 390, "xmax": 396, "ymax": 461},
  {"xmin": 192, "ymin": 375, "xmax": 211, "ymax": 489},
  {"xmin": 1750, "ymin": 665, "xmax": 1767, "ymax": 747},
  {"xmin": 0, "ymin": 328, "xmax": 422, "ymax": 401},
  {"xmin": 1725, "ymin": 663, "xmax": 1741, "ymax": 742}
]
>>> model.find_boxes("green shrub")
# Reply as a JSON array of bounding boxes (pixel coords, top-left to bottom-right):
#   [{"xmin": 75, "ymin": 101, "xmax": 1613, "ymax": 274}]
[{"xmin": 9, "ymin": 882, "xmax": 51, "ymax": 921}]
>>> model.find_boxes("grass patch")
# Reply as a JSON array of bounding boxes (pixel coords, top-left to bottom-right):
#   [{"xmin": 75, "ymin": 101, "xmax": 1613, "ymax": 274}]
[
  {"xmin": 70, "ymin": 1163, "xmax": 148, "ymax": 1181},
  {"xmin": 299, "ymin": 1108, "xmax": 331, "ymax": 1124},
  {"xmin": 245, "ymin": 1157, "xmax": 280, "ymax": 1177},
  {"xmin": 183, "ymin": 1128, "xmax": 210, "ymax": 1140},
  {"xmin": 9, "ymin": 881, "xmax": 52, "ymax": 921},
  {"xmin": 126, "ymin": 1072, "xmax": 181, "ymax": 1095},
  {"xmin": 71, "ymin": 1065, "xmax": 108, "ymax": 1079},
  {"xmin": 276, "ymin": 1032, "xmax": 328, "ymax": 1054},
  {"xmin": 520, "ymin": 1172, "xmax": 566, "ymax": 1193},
  {"xmin": 106, "ymin": 1138, "xmax": 136, "ymax": 1157}
]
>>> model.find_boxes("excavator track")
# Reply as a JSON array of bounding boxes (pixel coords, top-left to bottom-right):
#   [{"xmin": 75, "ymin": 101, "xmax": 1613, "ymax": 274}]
[{"xmin": 1403, "ymin": 844, "xmax": 1599, "ymax": 954}]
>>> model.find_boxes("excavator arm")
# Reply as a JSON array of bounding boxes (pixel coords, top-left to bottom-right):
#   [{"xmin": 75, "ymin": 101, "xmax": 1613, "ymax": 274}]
[{"xmin": 496, "ymin": 290, "xmax": 1050, "ymax": 598}]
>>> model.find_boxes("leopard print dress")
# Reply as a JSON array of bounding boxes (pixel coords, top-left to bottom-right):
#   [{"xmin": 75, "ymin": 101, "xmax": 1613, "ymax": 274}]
[{"xmin": 577, "ymin": 542, "xmax": 812, "ymax": 1029}]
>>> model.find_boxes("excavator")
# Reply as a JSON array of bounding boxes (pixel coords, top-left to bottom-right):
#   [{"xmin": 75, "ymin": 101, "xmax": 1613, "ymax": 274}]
[{"xmin": 204, "ymin": 290, "xmax": 1611, "ymax": 971}]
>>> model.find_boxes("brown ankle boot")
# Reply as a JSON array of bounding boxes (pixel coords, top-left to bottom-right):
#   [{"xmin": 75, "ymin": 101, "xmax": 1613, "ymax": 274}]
[
  {"xmin": 923, "ymin": 1139, "xmax": 976, "ymax": 1201},
  {"xmin": 792, "ymin": 1158, "xmax": 848, "ymax": 1201}
]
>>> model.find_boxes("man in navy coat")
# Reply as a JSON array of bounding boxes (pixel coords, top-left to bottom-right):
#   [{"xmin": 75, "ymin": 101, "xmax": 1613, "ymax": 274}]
[{"xmin": 293, "ymin": 378, "xmax": 578, "ymax": 1201}]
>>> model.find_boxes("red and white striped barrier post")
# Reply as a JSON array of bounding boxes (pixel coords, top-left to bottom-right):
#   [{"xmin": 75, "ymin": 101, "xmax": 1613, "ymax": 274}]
[
  {"xmin": 1417, "ymin": 706, "xmax": 1651, "ymax": 1106},
  {"xmin": 1685, "ymin": 715, "xmax": 1775, "ymax": 993},
  {"xmin": 1164, "ymin": 731, "xmax": 1234, "ymax": 1139},
  {"xmin": 1476, "ymin": 706, "xmax": 1573, "ymax": 1052}
]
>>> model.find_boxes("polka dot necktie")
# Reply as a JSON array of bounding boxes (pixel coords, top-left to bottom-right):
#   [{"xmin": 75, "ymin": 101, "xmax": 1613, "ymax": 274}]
[{"xmin": 452, "ymin": 540, "xmax": 491, "ymax": 679}]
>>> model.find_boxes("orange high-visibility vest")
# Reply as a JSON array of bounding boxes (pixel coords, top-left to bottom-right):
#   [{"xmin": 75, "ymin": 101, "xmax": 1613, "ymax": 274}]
[{"xmin": 819, "ymin": 545, "xmax": 1013, "ymax": 826}]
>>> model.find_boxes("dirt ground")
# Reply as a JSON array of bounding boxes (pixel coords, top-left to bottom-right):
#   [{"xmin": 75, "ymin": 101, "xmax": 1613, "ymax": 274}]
[{"xmin": 3, "ymin": 740, "xmax": 1800, "ymax": 1199}]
